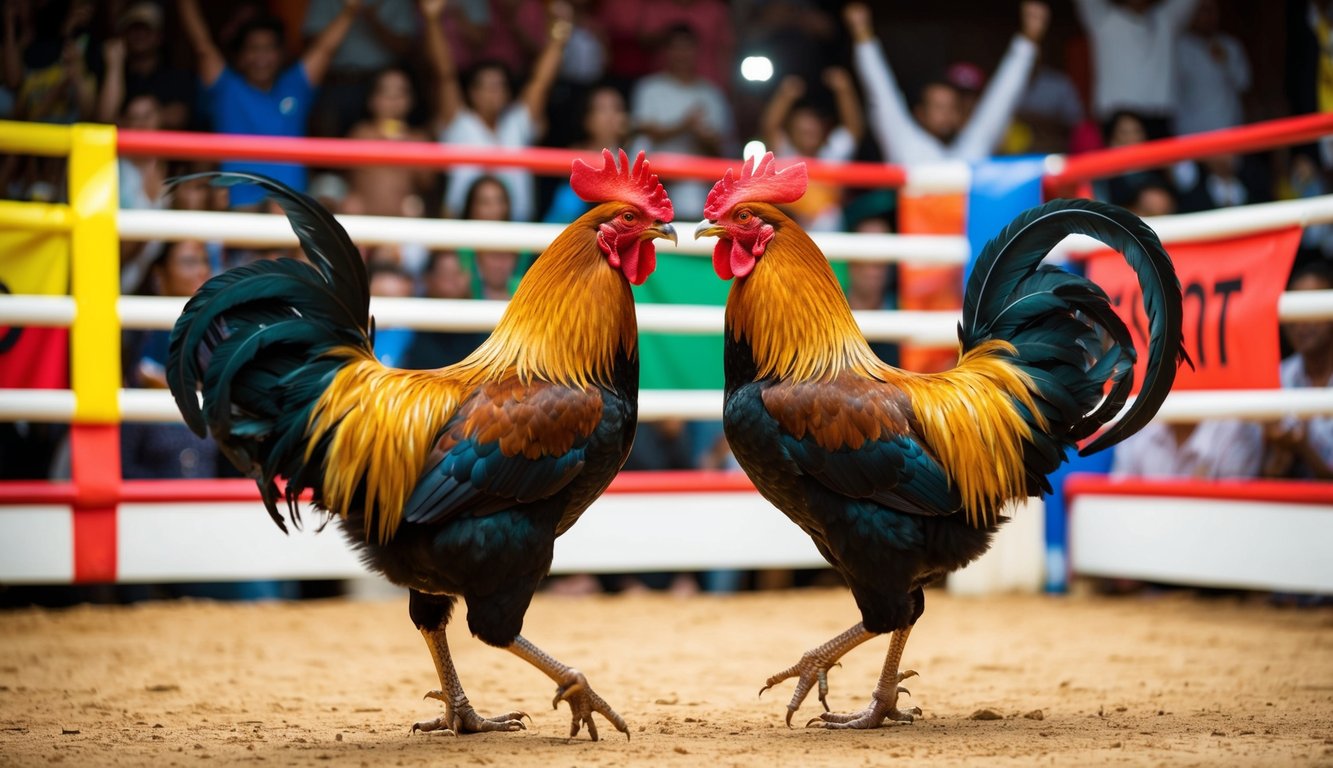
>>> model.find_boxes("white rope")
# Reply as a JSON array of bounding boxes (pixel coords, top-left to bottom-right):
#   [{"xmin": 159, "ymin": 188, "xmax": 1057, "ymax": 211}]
[
  {"xmin": 116, "ymin": 209, "xmax": 971, "ymax": 265},
  {"xmin": 1056, "ymin": 194, "xmax": 1333, "ymax": 253},
  {"xmin": 3, "ymin": 291, "xmax": 1330, "ymax": 336},
  {"xmin": 0, "ymin": 387, "xmax": 1330, "ymax": 424}
]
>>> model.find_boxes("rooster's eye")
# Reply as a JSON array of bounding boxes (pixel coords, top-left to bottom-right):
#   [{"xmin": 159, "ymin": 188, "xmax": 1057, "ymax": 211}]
[
  {"xmin": 737, "ymin": 211, "xmax": 751, "ymax": 222},
  {"xmin": 622, "ymin": 212, "xmax": 636, "ymax": 223}
]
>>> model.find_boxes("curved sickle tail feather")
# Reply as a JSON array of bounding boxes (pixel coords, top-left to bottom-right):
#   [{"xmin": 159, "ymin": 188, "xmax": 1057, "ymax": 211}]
[
  {"xmin": 960, "ymin": 198, "xmax": 1190, "ymax": 486},
  {"xmin": 165, "ymin": 172, "xmax": 373, "ymax": 532}
]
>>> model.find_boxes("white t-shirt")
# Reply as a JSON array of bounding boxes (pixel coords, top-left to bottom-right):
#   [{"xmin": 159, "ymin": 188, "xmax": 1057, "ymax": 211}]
[
  {"xmin": 1073, "ymin": 0, "xmax": 1198, "ymax": 120},
  {"xmin": 440, "ymin": 104, "xmax": 537, "ymax": 222},
  {"xmin": 1174, "ymin": 32, "xmax": 1250, "ymax": 135},
  {"xmin": 1279, "ymin": 354, "xmax": 1333, "ymax": 474},
  {"xmin": 1111, "ymin": 419, "xmax": 1263, "ymax": 479},
  {"xmin": 630, "ymin": 73, "xmax": 734, "ymax": 218},
  {"xmin": 854, "ymin": 35, "xmax": 1036, "ymax": 164}
]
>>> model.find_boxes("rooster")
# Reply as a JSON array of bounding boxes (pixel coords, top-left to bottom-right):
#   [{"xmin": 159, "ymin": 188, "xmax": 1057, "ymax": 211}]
[
  {"xmin": 696, "ymin": 153, "xmax": 1187, "ymax": 730},
  {"xmin": 166, "ymin": 150, "xmax": 676, "ymax": 740}
]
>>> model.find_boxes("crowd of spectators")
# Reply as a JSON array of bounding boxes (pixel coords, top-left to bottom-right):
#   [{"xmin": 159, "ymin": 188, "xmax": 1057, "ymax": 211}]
[{"xmin": 2, "ymin": 0, "xmax": 1331, "ymax": 598}]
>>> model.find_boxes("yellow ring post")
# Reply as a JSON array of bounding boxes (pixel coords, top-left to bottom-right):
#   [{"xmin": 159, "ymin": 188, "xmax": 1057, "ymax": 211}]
[{"xmin": 68, "ymin": 123, "xmax": 119, "ymax": 423}]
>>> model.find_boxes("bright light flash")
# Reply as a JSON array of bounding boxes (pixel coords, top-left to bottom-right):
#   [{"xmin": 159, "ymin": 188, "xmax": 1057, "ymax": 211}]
[
  {"xmin": 742, "ymin": 140, "xmax": 768, "ymax": 161},
  {"xmin": 740, "ymin": 56, "xmax": 774, "ymax": 82}
]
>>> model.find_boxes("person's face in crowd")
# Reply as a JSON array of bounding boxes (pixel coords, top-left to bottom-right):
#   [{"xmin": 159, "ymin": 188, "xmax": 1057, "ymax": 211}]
[
  {"xmin": 1283, "ymin": 272, "xmax": 1333, "ymax": 360},
  {"xmin": 786, "ymin": 107, "xmax": 826, "ymax": 157},
  {"xmin": 468, "ymin": 66, "xmax": 511, "ymax": 123},
  {"xmin": 237, "ymin": 28, "xmax": 282, "ymax": 89},
  {"xmin": 1109, "ymin": 113, "xmax": 1147, "ymax": 147},
  {"xmin": 1130, "ymin": 186, "xmax": 1175, "ymax": 217},
  {"xmin": 914, "ymin": 83, "xmax": 962, "ymax": 144},
  {"xmin": 583, "ymin": 87, "xmax": 628, "ymax": 146},
  {"xmin": 466, "ymin": 179, "xmax": 510, "ymax": 221},
  {"xmin": 369, "ymin": 269, "xmax": 414, "ymax": 298},
  {"xmin": 1203, "ymin": 153, "xmax": 1238, "ymax": 179},
  {"xmin": 664, "ymin": 33, "xmax": 698, "ymax": 80},
  {"xmin": 123, "ymin": 20, "xmax": 161, "ymax": 57},
  {"xmin": 476, "ymin": 251, "xmax": 518, "ymax": 291},
  {"xmin": 425, "ymin": 252, "xmax": 473, "ymax": 299},
  {"xmin": 171, "ymin": 176, "xmax": 212, "ymax": 211},
  {"xmin": 121, "ymin": 94, "xmax": 161, "ymax": 131},
  {"xmin": 155, "ymin": 240, "xmax": 212, "ymax": 297},
  {"xmin": 848, "ymin": 217, "xmax": 892, "ymax": 301},
  {"xmin": 369, "ymin": 69, "xmax": 414, "ymax": 123}
]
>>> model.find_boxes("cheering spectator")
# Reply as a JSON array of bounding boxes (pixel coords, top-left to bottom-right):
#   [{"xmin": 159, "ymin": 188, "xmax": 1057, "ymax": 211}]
[
  {"xmin": 844, "ymin": 1, "xmax": 1048, "ymax": 164},
  {"xmin": 543, "ymin": 82, "xmax": 630, "ymax": 223},
  {"xmin": 302, "ymin": 0, "xmax": 417, "ymax": 138},
  {"xmin": 423, "ymin": 0, "xmax": 569, "ymax": 222},
  {"xmin": 342, "ymin": 67, "xmax": 438, "ymax": 218},
  {"xmin": 1175, "ymin": 153, "xmax": 1270, "ymax": 213},
  {"xmin": 401, "ymin": 251, "xmax": 488, "ymax": 369},
  {"xmin": 97, "ymin": 2, "xmax": 197, "ymax": 131},
  {"xmin": 1174, "ymin": 0, "xmax": 1249, "ymax": 136},
  {"xmin": 179, "ymin": 0, "xmax": 358, "ymax": 209},
  {"xmin": 1073, "ymin": 0, "xmax": 1199, "ymax": 139},
  {"xmin": 760, "ymin": 67, "xmax": 863, "ymax": 231},
  {"xmin": 1263, "ymin": 261, "xmax": 1333, "ymax": 480},
  {"xmin": 630, "ymin": 24, "xmax": 735, "ymax": 218}
]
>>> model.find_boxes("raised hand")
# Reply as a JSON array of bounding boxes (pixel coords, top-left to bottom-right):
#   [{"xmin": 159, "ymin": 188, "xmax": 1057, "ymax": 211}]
[{"xmin": 1020, "ymin": 0, "xmax": 1050, "ymax": 42}]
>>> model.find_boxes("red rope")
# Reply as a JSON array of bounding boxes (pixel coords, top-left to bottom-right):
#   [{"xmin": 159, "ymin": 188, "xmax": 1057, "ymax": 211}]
[
  {"xmin": 1045, "ymin": 112, "xmax": 1333, "ymax": 197},
  {"xmin": 116, "ymin": 130, "xmax": 908, "ymax": 187}
]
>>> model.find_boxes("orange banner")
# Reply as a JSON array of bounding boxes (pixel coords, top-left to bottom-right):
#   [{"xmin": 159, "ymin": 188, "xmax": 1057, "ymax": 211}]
[{"xmin": 1084, "ymin": 226, "xmax": 1301, "ymax": 391}]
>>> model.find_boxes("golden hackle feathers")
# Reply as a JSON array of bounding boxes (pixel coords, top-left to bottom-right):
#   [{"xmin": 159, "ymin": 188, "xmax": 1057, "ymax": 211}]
[
  {"xmin": 727, "ymin": 205, "xmax": 1045, "ymax": 528},
  {"xmin": 307, "ymin": 205, "xmax": 637, "ymax": 543}
]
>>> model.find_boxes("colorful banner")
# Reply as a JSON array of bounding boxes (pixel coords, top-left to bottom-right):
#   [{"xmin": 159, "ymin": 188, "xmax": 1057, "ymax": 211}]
[
  {"xmin": 897, "ymin": 192, "xmax": 966, "ymax": 373},
  {"xmin": 0, "ymin": 229, "xmax": 70, "ymax": 389},
  {"xmin": 1084, "ymin": 226, "xmax": 1301, "ymax": 391}
]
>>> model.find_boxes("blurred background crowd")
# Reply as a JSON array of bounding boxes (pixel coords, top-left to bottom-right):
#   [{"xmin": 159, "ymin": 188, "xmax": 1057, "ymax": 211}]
[{"xmin": 1, "ymin": 0, "xmax": 1330, "ymax": 599}]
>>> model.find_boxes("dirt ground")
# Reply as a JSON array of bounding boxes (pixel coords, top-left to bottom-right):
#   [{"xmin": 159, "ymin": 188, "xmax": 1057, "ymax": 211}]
[{"xmin": 1, "ymin": 588, "xmax": 1331, "ymax": 768}]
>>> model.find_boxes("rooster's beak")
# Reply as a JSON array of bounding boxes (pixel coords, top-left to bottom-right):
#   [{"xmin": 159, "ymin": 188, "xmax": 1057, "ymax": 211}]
[
  {"xmin": 644, "ymin": 222, "xmax": 678, "ymax": 245},
  {"xmin": 695, "ymin": 220, "xmax": 724, "ymax": 239}
]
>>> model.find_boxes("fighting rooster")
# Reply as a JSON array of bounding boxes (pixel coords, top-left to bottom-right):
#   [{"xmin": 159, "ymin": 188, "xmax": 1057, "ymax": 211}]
[
  {"xmin": 696, "ymin": 154, "xmax": 1187, "ymax": 729},
  {"xmin": 167, "ymin": 150, "xmax": 676, "ymax": 740}
]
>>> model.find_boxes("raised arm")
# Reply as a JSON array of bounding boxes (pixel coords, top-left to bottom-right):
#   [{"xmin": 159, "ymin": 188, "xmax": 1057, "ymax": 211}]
[
  {"xmin": 824, "ymin": 66, "xmax": 865, "ymax": 145},
  {"xmin": 421, "ymin": 0, "xmax": 464, "ymax": 130},
  {"xmin": 96, "ymin": 37, "xmax": 126, "ymax": 124},
  {"xmin": 844, "ymin": 2, "xmax": 929, "ymax": 164},
  {"xmin": 760, "ymin": 75, "xmax": 805, "ymax": 150},
  {"xmin": 953, "ymin": 0, "xmax": 1045, "ymax": 161},
  {"xmin": 180, "ymin": 0, "xmax": 225, "ymax": 86},
  {"xmin": 300, "ymin": 0, "xmax": 360, "ymax": 87},
  {"xmin": 517, "ymin": 0, "xmax": 572, "ymax": 135}
]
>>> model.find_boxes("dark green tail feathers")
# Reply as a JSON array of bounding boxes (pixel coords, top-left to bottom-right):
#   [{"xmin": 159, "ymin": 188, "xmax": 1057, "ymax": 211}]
[
  {"xmin": 165, "ymin": 172, "xmax": 373, "ymax": 532},
  {"xmin": 961, "ymin": 198, "xmax": 1190, "ymax": 467}
]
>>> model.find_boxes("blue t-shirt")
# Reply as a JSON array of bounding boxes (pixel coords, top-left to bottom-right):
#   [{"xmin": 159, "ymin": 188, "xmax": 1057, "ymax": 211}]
[{"xmin": 203, "ymin": 65, "xmax": 314, "ymax": 207}]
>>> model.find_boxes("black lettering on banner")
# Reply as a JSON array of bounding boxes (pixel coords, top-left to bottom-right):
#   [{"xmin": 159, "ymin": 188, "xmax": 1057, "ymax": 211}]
[
  {"xmin": 1183, "ymin": 282, "xmax": 1207, "ymax": 367},
  {"xmin": 1213, "ymin": 277, "xmax": 1243, "ymax": 367}
]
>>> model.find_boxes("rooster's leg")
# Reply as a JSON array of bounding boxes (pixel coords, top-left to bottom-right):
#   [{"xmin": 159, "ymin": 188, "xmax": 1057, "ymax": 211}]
[
  {"xmin": 761, "ymin": 623, "xmax": 877, "ymax": 726},
  {"xmin": 411, "ymin": 627, "xmax": 530, "ymax": 735},
  {"xmin": 811, "ymin": 625, "xmax": 922, "ymax": 729},
  {"xmin": 507, "ymin": 635, "xmax": 629, "ymax": 741}
]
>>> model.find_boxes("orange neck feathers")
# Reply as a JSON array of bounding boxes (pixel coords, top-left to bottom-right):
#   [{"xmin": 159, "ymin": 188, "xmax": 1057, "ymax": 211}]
[
  {"xmin": 458, "ymin": 202, "xmax": 638, "ymax": 389},
  {"xmin": 725, "ymin": 205, "xmax": 883, "ymax": 383}
]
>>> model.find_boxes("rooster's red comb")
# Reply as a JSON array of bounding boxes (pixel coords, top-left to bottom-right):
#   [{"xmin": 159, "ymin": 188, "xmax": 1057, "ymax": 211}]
[
  {"xmin": 570, "ymin": 148, "xmax": 673, "ymax": 223},
  {"xmin": 703, "ymin": 152, "xmax": 808, "ymax": 220}
]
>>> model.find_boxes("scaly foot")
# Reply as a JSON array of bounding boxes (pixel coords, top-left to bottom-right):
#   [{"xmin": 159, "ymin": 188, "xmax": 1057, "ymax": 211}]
[
  {"xmin": 411, "ymin": 691, "xmax": 529, "ymax": 736},
  {"xmin": 551, "ymin": 670, "xmax": 629, "ymax": 741},
  {"xmin": 807, "ymin": 670, "xmax": 921, "ymax": 729},
  {"xmin": 761, "ymin": 650, "xmax": 845, "ymax": 727}
]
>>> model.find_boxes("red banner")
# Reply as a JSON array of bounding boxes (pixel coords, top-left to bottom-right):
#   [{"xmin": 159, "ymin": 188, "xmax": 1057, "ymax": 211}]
[{"xmin": 1084, "ymin": 226, "xmax": 1301, "ymax": 391}]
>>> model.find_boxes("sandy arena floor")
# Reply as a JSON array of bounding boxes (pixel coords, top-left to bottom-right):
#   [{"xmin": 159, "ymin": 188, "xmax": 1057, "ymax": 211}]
[{"xmin": 0, "ymin": 587, "xmax": 1331, "ymax": 767}]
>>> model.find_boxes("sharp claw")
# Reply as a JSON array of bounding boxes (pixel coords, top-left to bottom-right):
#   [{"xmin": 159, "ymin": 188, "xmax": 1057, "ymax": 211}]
[
  {"xmin": 899, "ymin": 687, "xmax": 911, "ymax": 697},
  {"xmin": 805, "ymin": 716, "xmax": 825, "ymax": 728},
  {"xmin": 758, "ymin": 685, "xmax": 769, "ymax": 699},
  {"xmin": 784, "ymin": 707, "xmax": 796, "ymax": 728},
  {"xmin": 900, "ymin": 670, "xmax": 919, "ymax": 681}
]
